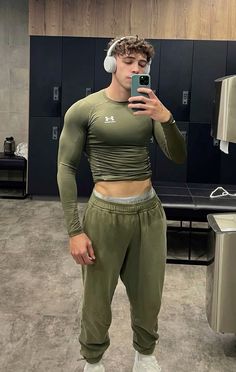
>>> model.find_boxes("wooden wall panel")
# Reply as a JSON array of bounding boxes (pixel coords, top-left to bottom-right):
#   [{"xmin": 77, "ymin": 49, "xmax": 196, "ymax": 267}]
[
  {"xmin": 112, "ymin": 0, "xmax": 132, "ymax": 36},
  {"xmin": 185, "ymin": 0, "xmax": 211, "ymax": 40},
  {"xmin": 93, "ymin": 0, "xmax": 117, "ymax": 36},
  {"xmin": 29, "ymin": 0, "xmax": 236, "ymax": 40},
  {"xmin": 156, "ymin": 0, "xmax": 177, "ymax": 39},
  {"xmin": 62, "ymin": 0, "xmax": 97, "ymax": 36},
  {"xmin": 130, "ymin": 0, "xmax": 155, "ymax": 38},
  {"xmin": 210, "ymin": 0, "xmax": 229, "ymax": 40},
  {"xmin": 29, "ymin": 0, "xmax": 46, "ymax": 35},
  {"xmin": 228, "ymin": 0, "xmax": 236, "ymax": 39},
  {"xmin": 45, "ymin": 0, "xmax": 62, "ymax": 35}
]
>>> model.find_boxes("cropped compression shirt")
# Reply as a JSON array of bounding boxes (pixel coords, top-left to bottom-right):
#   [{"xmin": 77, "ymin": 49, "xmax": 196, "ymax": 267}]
[{"xmin": 57, "ymin": 89, "xmax": 186, "ymax": 236}]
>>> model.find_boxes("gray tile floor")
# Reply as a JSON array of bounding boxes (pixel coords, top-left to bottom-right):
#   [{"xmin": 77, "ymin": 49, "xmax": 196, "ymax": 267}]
[{"xmin": 0, "ymin": 198, "xmax": 236, "ymax": 372}]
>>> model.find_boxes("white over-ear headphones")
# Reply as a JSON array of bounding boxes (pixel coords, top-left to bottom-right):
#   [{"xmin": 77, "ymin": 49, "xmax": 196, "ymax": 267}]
[{"xmin": 104, "ymin": 36, "xmax": 151, "ymax": 74}]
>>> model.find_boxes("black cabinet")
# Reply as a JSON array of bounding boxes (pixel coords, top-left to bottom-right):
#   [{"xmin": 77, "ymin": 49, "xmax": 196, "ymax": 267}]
[
  {"xmin": 30, "ymin": 36, "xmax": 62, "ymax": 117},
  {"xmin": 61, "ymin": 37, "xmax": 96, "ymax": 117},
  {"xmin": 154, "ymin": 122, "xmax": 188, "ymax": 183},
  {"xmin": 187, "ymin": 123, "xmax": 221, "ymax": 183},
  {"xmin": 220, "ymin": 143, "xmax": 236, "ymax": 184},
  {"xmin": 28, "ymin": 117, "xmax": 61, "ymax": 196},
  {"xmin": 159, "ymin": 40, "xmax": 193, "ymax": 121},
  {"xmin": 29, "ymin": 36, "xmax": 62, "ymax": 197},
  {"xmin": 61, "ymin": 37, "xmax": 96, "ymax": 196},
  {"xmin": 226, "ymin": 41, "xmax": 236, "ymax": 75},
  {"xmin": 94, "ymin": 37, "xmax": 111, "ymax": 92},
  {"xmin": 190, "ymin": 41, "xmax": 227, "ymax": 123},
  {"xmin": 148, "ymin": 39, "xmax": 161, "ymax": 95}
]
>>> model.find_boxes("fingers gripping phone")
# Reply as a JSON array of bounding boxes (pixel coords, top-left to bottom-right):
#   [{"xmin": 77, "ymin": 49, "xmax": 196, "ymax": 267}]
[{"xmin": 131, "ymin": 74, "xmax": 151, "ymax": 110}]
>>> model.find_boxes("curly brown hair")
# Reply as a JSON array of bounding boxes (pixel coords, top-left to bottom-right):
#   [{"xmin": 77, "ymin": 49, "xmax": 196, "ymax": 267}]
[{"xmin": 107, "ymin": 36, "xmax": 155, "ymax": 62}]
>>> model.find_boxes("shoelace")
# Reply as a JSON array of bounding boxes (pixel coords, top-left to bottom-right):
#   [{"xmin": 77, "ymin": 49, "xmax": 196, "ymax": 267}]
[{"xmin": 210, "ymin": 186, "xmax": 236, "ymax": 198}]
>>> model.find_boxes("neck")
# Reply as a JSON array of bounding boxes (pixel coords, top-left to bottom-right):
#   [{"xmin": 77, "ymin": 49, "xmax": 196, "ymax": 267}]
[{"xmin": 105, "ymin": 77, "xmax": 130, "ymax": 102}]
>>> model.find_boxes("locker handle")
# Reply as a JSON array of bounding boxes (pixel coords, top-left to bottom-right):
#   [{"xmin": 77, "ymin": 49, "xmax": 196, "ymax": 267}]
[
  {"xmin": 180, "ymin": 130, "xmax": 187, "ymax": 142},
  {"xmin": 52, "ymin": 126, "xmax": 58, "ymax": 140},
  {"xmin": 53, "ymin": 86, "xmax": 60, "ymax": 101},
  {"xmin": 86, "ymin": 87, "xmax": 92, "ymax": 96},
  {"xmin": 182, "ymin": 90, "xmax": 189, "ymax": 105}
]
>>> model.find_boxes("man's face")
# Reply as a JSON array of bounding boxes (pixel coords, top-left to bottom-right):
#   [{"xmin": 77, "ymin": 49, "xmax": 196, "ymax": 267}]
[{"xmin": 114, "ymin": 53, "xmax": 148, "ymax": 91}]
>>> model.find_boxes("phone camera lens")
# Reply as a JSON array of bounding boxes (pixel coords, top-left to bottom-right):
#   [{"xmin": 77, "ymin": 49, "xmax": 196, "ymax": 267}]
[{"xmin": 139, "ymin": 75, "xmax": 149, "ymax": 85}]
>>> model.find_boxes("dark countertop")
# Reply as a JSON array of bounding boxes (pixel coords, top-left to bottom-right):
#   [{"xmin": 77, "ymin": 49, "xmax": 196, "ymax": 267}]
[{"xmin": 153, "ymin": 182, "xmax": 236, "ymax": 220}]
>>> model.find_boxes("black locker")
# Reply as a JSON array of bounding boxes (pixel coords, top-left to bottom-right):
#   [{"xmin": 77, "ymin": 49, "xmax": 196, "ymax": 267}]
[
  {"xmin": 28, "ymin": 117, "xmax": 61, "ymax": 196},
  {"xmin": 30, "ymin": 36, "xmax": 62, "ymax": 117},
  {"xmin": 154, "ymin": 122, "xmax": 188, "ymax": 183},
  {"xmin": 226, "ymin": 41, "xmax": 236, "ymax": 75},
  {"xmin": 147, "ymin": 39, "xmax": 161, "ymax": 95},
  {"xmin": 158, "ymin": 40, "xmax": 193, "ymax": 121},
  {"xmin": 190, "ymin": 41, "xmax": 227, "ymax": 123},
  {"xmin": 61, "ymin": 37, "xmax": 96, "ymax": 197},
  {"xmin": 219, "ymin": 41, "xmax": 236, "ymax": 185},
  {"xmin": 187, "ymin": 123, "xmax": 221, "ymax": 183},
  {"xmin": 220, "ymin": 143, "xmax": 236, "ymax": 185},
  {"xmin": 94, "ymin": 38, "xmax": 111, "ymax": 92},
  {"xmin": 61, "ymin": 37, "xmax": 96, "ymax": 117}
]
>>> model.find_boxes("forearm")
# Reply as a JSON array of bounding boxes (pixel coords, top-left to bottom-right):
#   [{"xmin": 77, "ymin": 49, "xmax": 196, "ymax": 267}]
[
  {"xmin": 153, "ymin": 116, "xmax": 187, "ymax": 164},
  {"xmin": 57, "ymin": 163, "xmax": 83, "ymax": 237},
  {"xmin": 160, "ymin": 121, "xmax": 187, "ymax": 164}
]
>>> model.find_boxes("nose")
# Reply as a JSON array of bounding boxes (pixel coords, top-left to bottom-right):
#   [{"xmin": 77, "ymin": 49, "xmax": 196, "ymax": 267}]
[{"xmin": 131, "ymin": 61, "xmax": 140, "ymax": 74}]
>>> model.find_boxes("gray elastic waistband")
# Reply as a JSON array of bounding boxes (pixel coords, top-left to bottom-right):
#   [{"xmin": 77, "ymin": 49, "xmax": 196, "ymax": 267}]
[{"xmin": 93, "ymin": 187, "xmax": 155, "ymax": 204}]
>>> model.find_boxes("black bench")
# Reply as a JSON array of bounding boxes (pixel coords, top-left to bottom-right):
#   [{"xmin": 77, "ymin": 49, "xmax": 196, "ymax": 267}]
[
  {"xmin": 153, "ymin": 182, "xmax": 236, "ymax": 265},
  {"xmin": 0, "ymin": 152, "xmax": 27, "ymax": 199}
]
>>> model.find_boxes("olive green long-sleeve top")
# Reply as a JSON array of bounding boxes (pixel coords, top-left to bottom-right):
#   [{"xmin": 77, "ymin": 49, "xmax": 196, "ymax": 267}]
[{"xmin": 57, "ymin": 89, "xmax": 186, "ymax": 236}]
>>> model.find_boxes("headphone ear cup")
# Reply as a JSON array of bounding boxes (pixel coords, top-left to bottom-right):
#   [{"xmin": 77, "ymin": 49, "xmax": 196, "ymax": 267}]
[
  {"xmin": 144, "ymin": 63, "xmax": 150, "ymax": 74},
  {"xmin": 104, "ymin": 56, "xmax": 117, "ymax": 73}
]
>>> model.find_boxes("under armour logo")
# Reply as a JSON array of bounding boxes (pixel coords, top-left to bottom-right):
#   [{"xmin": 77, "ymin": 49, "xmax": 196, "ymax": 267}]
[{"xmin": 104, "ymin": 116, "xmax": 116, "ymax": 124}]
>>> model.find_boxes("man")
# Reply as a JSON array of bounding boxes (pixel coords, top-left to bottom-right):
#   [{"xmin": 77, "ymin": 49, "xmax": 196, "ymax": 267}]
[{"xmin": 57, "ymin": 36, "xmax": 186, "ymax": 372}]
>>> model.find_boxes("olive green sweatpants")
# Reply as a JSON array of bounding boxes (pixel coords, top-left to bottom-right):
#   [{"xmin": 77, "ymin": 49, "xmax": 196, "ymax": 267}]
[{"xmin": 79, "ymin": 192, "xmax": 167, "ymax": 364}]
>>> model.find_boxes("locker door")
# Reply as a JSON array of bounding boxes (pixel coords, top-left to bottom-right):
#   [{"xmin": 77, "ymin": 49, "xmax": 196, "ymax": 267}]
[
  {"xmin": 61, "ymin": 37, "xmax": 95, "ymax": 196},
  {"xmin": 218, "ymin": 41, "xmax": 236, "ymax": 185},
  {"xmin": 61, "ymin": 37, "xmax": 95, "ymax": 117},
  {"xmin": 155, "ymin": 122, "xmax": 188, "ymax": 183},
  {"xmin": 159, "ymin": 40, "xmax": 193, "ymax": 121},
  {"xmin": 220, "ymin": 144, "xmax": 236, "ymax": 185},
  {"xmin": 226, "ymin": 41, "xmax": 236, "ymax": 75},
  {"xmin": 94, "ymin": 37, "xmax": 111, "ymax": 92},
  {"xmin": 28, "ymin": 117, "xmax": 61, "ymax": 196},
  {"xmin": 190, "ymin": 41, "xmax": 227, "ymax": 123},
  {"xmin": 187, "ymin": 123, "xmax": 221, "ymax": 184},
  {"xmin": 147, "ymin": 39, "xmax": 161, "ymax": 95},
  {"xmin": 30, "ymin": 36, "xmax": 62, "ymax": 117}
]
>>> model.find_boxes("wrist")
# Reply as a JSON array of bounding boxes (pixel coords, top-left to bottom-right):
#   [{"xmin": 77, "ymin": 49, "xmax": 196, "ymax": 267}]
[
  {"xmin": 69, "ymin": 230, "xmax": 84, "ymax": 238},
  {"xmin": 161, "ymin": 112, "xmax": 175, "ymax": 125}
]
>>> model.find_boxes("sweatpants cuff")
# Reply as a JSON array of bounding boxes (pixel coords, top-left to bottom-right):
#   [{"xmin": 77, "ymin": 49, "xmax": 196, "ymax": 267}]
[{"xmin": 83, "ymin": 356, "xmax": 103, "ymax": 364}]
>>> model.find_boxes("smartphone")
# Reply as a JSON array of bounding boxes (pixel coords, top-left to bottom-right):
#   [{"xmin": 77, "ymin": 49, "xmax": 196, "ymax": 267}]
[
  {"xmin": 131, "ymin": 74, "xmax": 151, "ymax": 110},
  {"xmin": 131, "ymin": 74, "xmax": 151, "ymax": 96}
]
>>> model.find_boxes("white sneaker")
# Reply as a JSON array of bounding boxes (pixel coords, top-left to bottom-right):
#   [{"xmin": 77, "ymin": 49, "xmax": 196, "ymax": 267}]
[
  {"xmin": 132, "ymin": 351, "xmax": 161, "ymax": 372},
  {"xmin": 83, "ymin": 361, "xmax": 105, "ymax": 372}
]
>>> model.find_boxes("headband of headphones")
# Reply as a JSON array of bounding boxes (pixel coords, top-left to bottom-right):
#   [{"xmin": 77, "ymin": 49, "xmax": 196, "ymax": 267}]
[{"xmin": 103, "ymin": 36, "xmax": 152, "ymax": 74}]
